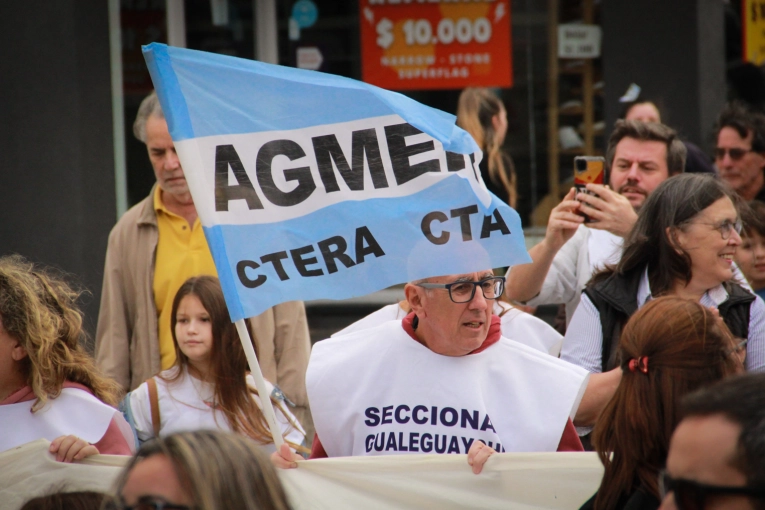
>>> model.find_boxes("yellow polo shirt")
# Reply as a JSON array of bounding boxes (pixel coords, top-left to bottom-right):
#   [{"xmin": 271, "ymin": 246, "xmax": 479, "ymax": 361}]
[{"xmin": 153, "ymin": 187, "xmax": 217, "ymax": 369}]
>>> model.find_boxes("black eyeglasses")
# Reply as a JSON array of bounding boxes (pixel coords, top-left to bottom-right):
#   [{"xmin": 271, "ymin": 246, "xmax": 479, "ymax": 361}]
[
  {"xmin": 715, "ymin": 147, "xmax": 756, "ymax": 161},
  {"xmin": 692, "ymin": 219, "xmax": 743, "ymax": 240},
  {"xmin": 416, "ymin": 277, "xmax": 505, "ymax": 303},
  {"xmin": 659, "ymin": 470, "xmax": 765, "ymax": 510},
  {"xmin": 104, "ymin": 497, "xmax": 195, "ymax": 510}
]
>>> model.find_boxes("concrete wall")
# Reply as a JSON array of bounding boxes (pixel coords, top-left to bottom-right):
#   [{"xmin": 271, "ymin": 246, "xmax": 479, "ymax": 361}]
[
  {"xmin": 601, "ymin": 0, "xmax": 726, "ymax": 148},
  {"xmin": 0, "ymin": 1, "xmax": 116, "ymax": 344}
]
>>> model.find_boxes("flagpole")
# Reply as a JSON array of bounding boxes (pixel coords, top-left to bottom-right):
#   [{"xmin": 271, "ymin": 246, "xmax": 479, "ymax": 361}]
[{"xmin": 234, "ymin": 319, "xmax": 285, "ymax": 449}]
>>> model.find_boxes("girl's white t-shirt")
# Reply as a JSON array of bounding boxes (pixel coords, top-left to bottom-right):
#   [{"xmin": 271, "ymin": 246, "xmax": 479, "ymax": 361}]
[{"xmin": 128, "ymin": 367, "xmax": 305, "ymax": 453}]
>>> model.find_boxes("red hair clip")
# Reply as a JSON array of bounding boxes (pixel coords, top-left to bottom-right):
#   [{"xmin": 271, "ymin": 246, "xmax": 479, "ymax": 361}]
[{"xmin": 628, "ymin": 356, "xmax": 649, "ymax": 374}]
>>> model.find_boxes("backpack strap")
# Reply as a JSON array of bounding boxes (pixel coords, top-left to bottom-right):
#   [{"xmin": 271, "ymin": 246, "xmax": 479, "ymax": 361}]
[{"xmin": 146, "ymin": 377, "xmax": 161, "ymax": 438}]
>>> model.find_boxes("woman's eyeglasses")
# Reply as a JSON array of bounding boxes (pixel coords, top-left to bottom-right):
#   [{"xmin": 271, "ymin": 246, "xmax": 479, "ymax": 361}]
[
  {"xmin": 692, "ymin": 219, "xmax": 743, "ymax": 240},
  {"xmin": 659, "ymin": 470, "xmax": 765, "ymax": 510}
]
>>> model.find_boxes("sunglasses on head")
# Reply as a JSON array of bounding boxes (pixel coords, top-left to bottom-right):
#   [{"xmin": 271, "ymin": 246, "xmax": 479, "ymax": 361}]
[
  {"xmin": 659, "ymin": 470, "xmax": 765, "ymax": 510},
  {"xmin": 714, "ymin": 147, "xmax": 756, "ymax": 161}
]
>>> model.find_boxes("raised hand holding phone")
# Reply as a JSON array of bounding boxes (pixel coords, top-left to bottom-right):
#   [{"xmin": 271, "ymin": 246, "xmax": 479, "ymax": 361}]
[
  {"xmin": 543, "ymin": 187, "xmax": 584, "ymax": 251},
  {"xmin": 577, "ymin": 184, "xmax": 638, "ymax": 238},
  {"xmin": 573, "ymin": 156, "xmax": 607, "ymax": 223}
]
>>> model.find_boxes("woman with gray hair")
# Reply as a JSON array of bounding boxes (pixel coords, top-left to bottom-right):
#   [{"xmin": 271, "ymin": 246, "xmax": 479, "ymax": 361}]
[
  {"xmin": 106, "ymin": 430, "xmax": 292, "ymax": 510},
  {"xmin": 562, "ymin": 173, "xmax": 765, "ymax": 429}
]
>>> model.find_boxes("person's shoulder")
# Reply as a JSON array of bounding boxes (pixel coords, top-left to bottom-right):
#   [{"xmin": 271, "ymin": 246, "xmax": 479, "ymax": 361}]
[
  {"xmin": 62, "ymin": 381, "xmax": 93, "ymax": 394},
  {"xmin": 151, "ymin": 367, "xmax": 185, "ymax": 390},
  {"xmin": 109, "ymin": 194, "xmax": 155, "ymax": 236},
  {"xmin": 622, "ymin": 488, "xmax": 661, "ymax": 510},
  {"xmin": 60, "ymin": 382, "xmax": 115, "ymax": 408},
  {"xmin": 311, "ymin": 320, "xmax": 404, "ymax": 365},
  {"xmin": 496, "ymin": 335, "xmax": 588, "ymax": 375},
  {"xmin": 498, "ymin": 303, "xmax": 553, "ymax": 330},
  {"xmin": 324, "ymin": 318, "xmax": 402, "ymax": 344},
  {"xmin": 331, "ymin": 303, "xmax": 405, "ymax": 337},
  {"xmin": 496, "ymin": 335, "xmax": 550, "ymax": 356},
  {"xmin": 497, "ymin": 305, "xmax": 562, "ymax": 353}
]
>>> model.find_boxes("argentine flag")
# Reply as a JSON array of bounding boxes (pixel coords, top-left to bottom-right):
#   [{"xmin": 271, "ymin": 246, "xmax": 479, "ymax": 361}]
[{"xmin": 143, "ymin": 43, "xmax": 530, "ymax": 321}]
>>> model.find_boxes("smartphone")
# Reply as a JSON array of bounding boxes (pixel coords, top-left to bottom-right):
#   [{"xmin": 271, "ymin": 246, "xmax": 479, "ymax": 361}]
[{"xmin": 573, "ymin": 156, "xmax": 607, "ymax": 223}]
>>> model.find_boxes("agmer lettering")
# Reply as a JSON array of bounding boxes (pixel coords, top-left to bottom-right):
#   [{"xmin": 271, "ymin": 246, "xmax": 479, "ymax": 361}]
[{"xmin": 214, "ymin": 122, "xmax": 460, "ymax": 211}]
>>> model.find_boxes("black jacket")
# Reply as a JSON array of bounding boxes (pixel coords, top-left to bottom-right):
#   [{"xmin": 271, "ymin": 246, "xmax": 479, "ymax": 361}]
[
  {"xmin": 579, "ymin": 488, "xmax": 660, "ymax": 510},
  {"xmin": 583, "ymin": 268, "xmax": 754, "ymax": 372}
]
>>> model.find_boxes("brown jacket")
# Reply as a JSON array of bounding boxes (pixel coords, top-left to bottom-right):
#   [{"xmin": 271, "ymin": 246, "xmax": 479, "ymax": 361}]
[{"xmin": 94, "ymin": 189, "xmax": 313, "ymax": 432}]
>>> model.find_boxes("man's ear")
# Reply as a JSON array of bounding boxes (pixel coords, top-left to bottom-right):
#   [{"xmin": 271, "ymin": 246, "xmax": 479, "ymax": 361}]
[{"xmin": 404, "ymin": 284, "xmax": 427, "ymax": 319}]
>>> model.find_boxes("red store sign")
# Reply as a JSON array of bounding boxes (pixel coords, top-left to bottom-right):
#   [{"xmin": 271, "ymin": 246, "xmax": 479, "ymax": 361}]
[{"xmin": 359, "ymin": 0, "xmax": 513, "ymax": 91}]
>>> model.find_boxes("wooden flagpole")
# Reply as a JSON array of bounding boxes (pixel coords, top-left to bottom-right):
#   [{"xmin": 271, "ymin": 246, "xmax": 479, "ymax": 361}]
[{"xmin": 234, "ymin": 319, "xmax": 285, "ymax": 449}]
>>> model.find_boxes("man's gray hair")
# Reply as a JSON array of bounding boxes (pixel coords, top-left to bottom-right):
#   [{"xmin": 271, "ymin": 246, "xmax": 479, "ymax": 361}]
[{"xmin": 133, "ymin": 91, "xmax": 165, "ymax": 143}]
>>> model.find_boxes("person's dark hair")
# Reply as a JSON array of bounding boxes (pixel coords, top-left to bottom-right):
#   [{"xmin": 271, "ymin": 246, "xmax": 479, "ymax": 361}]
[
  {"xmin": 619, "ymin": 99, "xmax": 663, "ymax": 123},
  {"xmin": 592, "ymin": 297, "xmax": 742, "ymax": 510},
  {"xmin": 681, "ymin": 373, "xmax": 765, "ymax": 494},
  {"xmin": 606, "ymin": 120, "xmax": 687, "ymax": 176},
  {"xmin": 111, "ymin": 430, "xmax": 292, "ymax": 510},
  {"xmin": 742, "ymin": 200, "xmax": 765, "ymax": 238},
  {"xmin": 20, "ymin": 491, "xmax": 105, "ymax": 510},
  {"xmin": 715, "ymin": 101, "xmax": 765, "ymax": 153},
  {"xmin": 592, "ymin": 174, "xmax": 743, "ymax": 296},
  {"xmin": 163, "ymin": 276, "xmax": 290, "ymax": 445}
]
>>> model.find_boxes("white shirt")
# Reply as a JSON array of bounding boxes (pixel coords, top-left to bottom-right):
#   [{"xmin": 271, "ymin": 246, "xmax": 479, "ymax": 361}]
[
  {"xmin": 333, "ymin": 301, "xmax": 563, "ymax": 356},
  {"xmin": 527, "ymin": 226, "xmax": 623, "ymax": 326},
  {"xmin": 561, "ymin": 268, "xmax": 765, "ymax": 373},
  {"xmin": 128, "ymin": 367, "xmax": 305, "ymax": 453}
]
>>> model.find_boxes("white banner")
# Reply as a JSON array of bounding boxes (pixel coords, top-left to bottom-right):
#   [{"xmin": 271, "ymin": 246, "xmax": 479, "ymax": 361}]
[{"xmin": 0, "ymin": 440, "xmax": 602, "ymax": 510}]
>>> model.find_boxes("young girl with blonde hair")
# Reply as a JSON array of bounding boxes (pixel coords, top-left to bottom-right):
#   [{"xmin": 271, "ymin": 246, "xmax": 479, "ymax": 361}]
[{"xmin": 124, "ymin": 276, "xmax": 305, "ymax": 453}]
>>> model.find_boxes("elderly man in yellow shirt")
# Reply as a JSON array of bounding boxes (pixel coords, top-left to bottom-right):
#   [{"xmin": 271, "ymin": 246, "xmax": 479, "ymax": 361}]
[
  {"xmin": 152, "ymin": 183, "xmax": 217, "ymax": 369},
  {"xmin": 95, "ymin": 91, "xmax": 313, "ymax": 436}
]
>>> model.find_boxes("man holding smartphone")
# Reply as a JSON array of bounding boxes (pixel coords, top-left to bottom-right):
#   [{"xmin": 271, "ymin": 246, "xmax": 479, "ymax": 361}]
[{"xmin": 505, "ymin": 120, "xmax": 686, "ymax": 326}]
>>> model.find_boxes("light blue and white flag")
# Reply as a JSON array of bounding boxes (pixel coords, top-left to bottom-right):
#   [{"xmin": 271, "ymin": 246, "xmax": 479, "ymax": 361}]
[{"xmin": 143, "ymin": 43, "xmax": 530, "ymax": 321}]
